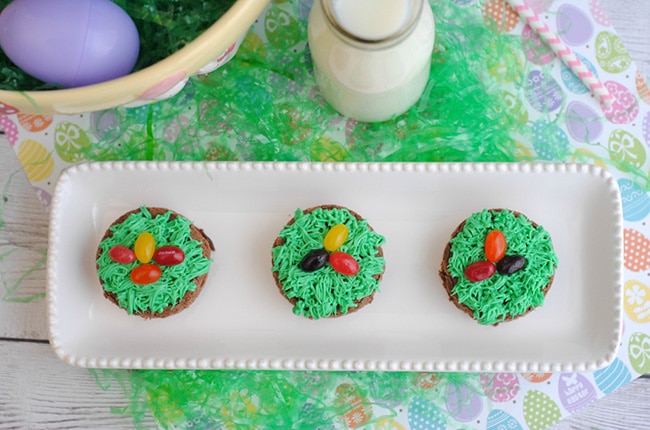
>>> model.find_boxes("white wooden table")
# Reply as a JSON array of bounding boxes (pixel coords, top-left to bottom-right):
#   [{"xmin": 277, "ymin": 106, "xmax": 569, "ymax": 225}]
[{"xmin": 1, "ymin": 1, "xmax": 649, "ymax": 428}]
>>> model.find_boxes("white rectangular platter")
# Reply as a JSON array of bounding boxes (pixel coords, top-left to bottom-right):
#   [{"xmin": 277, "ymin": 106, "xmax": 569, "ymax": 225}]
[{"xmin": 47, "ymin": 162, "xmax": 623, "ymax": 372}]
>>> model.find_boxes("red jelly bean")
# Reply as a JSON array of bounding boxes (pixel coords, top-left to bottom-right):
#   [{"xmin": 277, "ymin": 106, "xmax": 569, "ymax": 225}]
[
  {"xmin": 153, "ymin": 246, "xmax": 185, "ymax": 266},
  {"xmin": 329, "ymin": 252, "xmax": 359, "ymax": 276},
  {"xmin": 130, "ymin": 264, "xmax": 162, "ymax": 284},
  {"xmin": 108, "ymin": 245, "xmax": 136, "ymax": 264},
  {"xmin": 484, "ymin": 230, "xmax": 506, "ymax": 262},
  {"xmin": 464, "ymin": 261, "xmax": 496, "ymax": 282}
]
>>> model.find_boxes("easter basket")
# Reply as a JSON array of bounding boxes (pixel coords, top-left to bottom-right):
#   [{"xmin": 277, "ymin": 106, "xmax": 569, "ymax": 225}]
[{"xmin": 0, "ymin": 0, "xmax": 270, "ymax": 115}]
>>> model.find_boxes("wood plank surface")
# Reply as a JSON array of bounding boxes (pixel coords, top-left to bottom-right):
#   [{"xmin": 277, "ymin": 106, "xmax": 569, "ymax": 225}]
[
  {"xmin": 0, "ymin": 341, "xmax": 156, "ymax": 430},
  {"xmin": 600, "ymin": 0, "xmax": 650, "ymax": 80},
  {"xmin": 0, "ymin": 141, "xmax": 49, "ymax": 340}
]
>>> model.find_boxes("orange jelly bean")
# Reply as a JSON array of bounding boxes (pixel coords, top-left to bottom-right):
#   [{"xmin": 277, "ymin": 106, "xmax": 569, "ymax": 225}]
[
  {"xmin": 484, "ymin": 230, "xmax": 506, "ymax": 262},
  {"xmin": 134, "ymin": 232, "xmax": 155, "ymax": 263},
  {"xmin": 324, "ymin": 224, "xmax": 349, "ymax": 251},
  {"xmin": 130, "ymin": 264, "xmax": 162, "ymax": 284}
]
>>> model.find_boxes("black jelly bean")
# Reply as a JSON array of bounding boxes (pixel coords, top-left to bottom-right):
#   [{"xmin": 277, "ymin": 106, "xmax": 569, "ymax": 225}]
[
  {"xmin": 496, "ymin": 255, "xmax": 526, "ymax": 275},
  {"xmin": 299, "ymin": 248, "xmax": 329, "ymax": 272}
]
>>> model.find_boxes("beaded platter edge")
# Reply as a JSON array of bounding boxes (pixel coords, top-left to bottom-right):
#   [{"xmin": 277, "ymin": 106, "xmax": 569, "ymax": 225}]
[{"xmin": 46, "ymin": 161, "xmax": 623, "ymax": 372}]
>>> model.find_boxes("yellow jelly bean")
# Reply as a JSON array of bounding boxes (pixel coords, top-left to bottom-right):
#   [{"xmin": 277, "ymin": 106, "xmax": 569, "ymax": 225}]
[
  {"xmin": 324, "ymin": 224, "xmax": 348, "ymax": 251},
  {"xmin": 134, "ymin": 232, "xmax": 155, "ymax": 263}
]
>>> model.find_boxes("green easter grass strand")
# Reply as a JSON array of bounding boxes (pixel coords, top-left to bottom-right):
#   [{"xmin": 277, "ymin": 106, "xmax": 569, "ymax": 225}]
[
  {"xmin": 55, "ymin": 0, "xmax": 528, "ymax": 166},
  {"xmin": 93, "ymin": 369, "xmax": 489, "ymax": 429}
]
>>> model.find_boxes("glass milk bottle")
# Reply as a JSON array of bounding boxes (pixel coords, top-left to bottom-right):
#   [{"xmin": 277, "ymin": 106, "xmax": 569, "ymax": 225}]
[{"xmin": 308, "ymin": 0, "xmax": 435, "ymax": 123}]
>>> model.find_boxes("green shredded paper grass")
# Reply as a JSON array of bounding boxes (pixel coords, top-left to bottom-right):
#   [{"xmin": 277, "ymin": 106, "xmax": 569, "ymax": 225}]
[
  {"xmin": 78, "ymin": 0, "xmax": 526, "ymax": 165},
  {"xmin": 93, "ymin": 369, "xmax": 490, "ymax": 429}
]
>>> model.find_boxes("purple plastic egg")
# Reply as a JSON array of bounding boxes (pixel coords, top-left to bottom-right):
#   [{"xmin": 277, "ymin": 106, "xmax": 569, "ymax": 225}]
[{"xmin": 0, "ymin": 0, "xmax": 139, "ymax": 88}]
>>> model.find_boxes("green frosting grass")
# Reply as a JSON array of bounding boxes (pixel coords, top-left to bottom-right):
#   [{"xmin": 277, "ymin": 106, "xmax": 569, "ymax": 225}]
[
  {"xmin": 272, "ymin": 207, "xmax": 386, "ymax": 319},
  {"xmin": 96, "ymin": 207, "xmax": 212, "ymax": 315},
  {"xmin": 447, "ymin": 209, "xmax": 558, "ymax": 325}
]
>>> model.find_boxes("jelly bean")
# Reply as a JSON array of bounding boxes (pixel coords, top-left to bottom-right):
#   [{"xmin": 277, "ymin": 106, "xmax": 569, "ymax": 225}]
[
  {"xmin": 130, "ymin": 264, "xmax": 162, "ymax": 284},
  {"xmin": 154, "ymin": 246, "xmax": 185, "ymax": 266},
  {"xmin": 324, "ymin": 224, "xmax": 349, "ymax": 251},
  {"xmin": 134, "ymin": 232, "xmax": 155, "ymax": 263},
  {"xmin": 299, "ymin": 248, "xmax": 329, "ymax": 272},
  {"xmin": 496, "ymin": 255, "xmax": 527, "ymax": 275},
  {"xmin": 108, "ymin": 245, "xmax": 136, "ymax": 264},
  {"xmin": 464, "ymin": 261, "xmax": 496, "ymax": 282},
  {"xmin": 330, "ymin": 252, "xmax": 359, "ymax": 276},
  {"xmin": 485, "ymin": 230, "xmax": 506, "ymax": 262}
]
